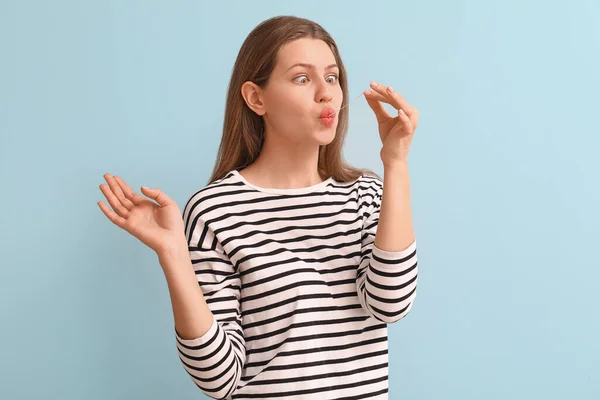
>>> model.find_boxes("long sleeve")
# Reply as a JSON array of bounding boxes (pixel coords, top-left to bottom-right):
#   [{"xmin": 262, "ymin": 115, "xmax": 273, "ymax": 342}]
[
  {"xmin": 355, "ymin": 177, "xmax": 419, "ymax": 323},
  {"xmin": 175, "ymin": 198, "xmax": 245, "ymax": 399}
]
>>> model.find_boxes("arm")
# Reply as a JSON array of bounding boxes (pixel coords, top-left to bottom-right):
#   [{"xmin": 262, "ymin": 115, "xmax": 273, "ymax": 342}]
[
  {"xmin": 160, "ymin": 248, "xmax": 215, "ymax": 342},
  {"xmin": 356, "ymin": 163, "xmax": 418, "ymax": 323},
  {"xmin": 162, "ymin": 201, "xmax": 245, "ymax": 399},
  {"xmin": 375, "ymin": 162, "xmax": 415, "ymax": 252},
  {"xmin": 97, "ymin": 174, "xmax": 243, "ymax": 399}
]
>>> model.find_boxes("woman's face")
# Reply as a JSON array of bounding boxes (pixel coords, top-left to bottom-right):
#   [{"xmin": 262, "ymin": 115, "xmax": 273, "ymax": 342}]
[{"xmin": 260, "ymin": 38, "xmax": 344, "ymax": 147}]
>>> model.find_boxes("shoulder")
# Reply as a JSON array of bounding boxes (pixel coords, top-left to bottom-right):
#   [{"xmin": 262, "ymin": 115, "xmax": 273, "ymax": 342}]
[
  {"xmin": 182, "ymin": 171, "xmax": 244, "ymax": 220},
  {"xmin": 348, "ymin": 173, "xmax": 383, "ymax": 214},
  {"xmin": 352, "ymin": 173, "xmax": 383, "ymax": 198},
  {"xmin": 358, "ymin": 172, "xmax": 382, "ymax": 188}
]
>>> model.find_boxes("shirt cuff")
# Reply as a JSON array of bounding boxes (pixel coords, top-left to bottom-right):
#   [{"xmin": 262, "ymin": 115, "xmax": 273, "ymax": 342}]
[
  {"xmin": 371, "ymin": 239, "xmax": 417, "ymax": 268},
  {"xmin": 174, "ymin": 315, "xmax": 219, "ymax": 346}
]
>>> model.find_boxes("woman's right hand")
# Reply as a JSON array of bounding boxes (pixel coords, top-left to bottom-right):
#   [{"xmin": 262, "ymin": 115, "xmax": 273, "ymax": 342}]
[{"xmin": 97, "ymin": 173, "xmax": 187, "ymax": 257}]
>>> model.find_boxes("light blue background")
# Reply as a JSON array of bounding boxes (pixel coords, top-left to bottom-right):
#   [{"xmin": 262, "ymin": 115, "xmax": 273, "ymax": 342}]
[{"xmin": 1, "ymin": 1, "xmax": 599, "ymax": 399}]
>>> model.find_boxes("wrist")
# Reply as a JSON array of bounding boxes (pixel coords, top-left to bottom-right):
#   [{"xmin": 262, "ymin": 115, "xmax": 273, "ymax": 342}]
[
  {"xmin": 157, "ymin": 238, "xmax": 189, "ymax": 268},
  {"xmin": 383, "ymin": 159, "xmax": 409, "ymax": 173}
]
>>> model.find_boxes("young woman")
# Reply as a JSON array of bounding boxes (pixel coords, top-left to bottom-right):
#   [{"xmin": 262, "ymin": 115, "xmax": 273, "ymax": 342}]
[{"xmin": 98, "ymin": 15, "xmax": 419, "ymax": 400}]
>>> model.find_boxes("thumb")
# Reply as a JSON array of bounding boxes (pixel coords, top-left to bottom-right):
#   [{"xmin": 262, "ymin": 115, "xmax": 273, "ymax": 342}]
[
  {"xmin": 141, "ymin": 186, "xmax": 171, "ymax": 207},
  {"xmin": 365, "ymin": 95, "xmax": 392, "ymax": 124}
]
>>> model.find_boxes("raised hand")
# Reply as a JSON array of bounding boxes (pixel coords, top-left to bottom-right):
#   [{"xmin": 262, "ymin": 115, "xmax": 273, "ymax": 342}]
[
  {"xmin": 364, "ymin": 81, "xmax": 419, "ymax": 167},
  {"xmin": 97, "ymin": 173, "xmax": 186, "ymax": 257}
]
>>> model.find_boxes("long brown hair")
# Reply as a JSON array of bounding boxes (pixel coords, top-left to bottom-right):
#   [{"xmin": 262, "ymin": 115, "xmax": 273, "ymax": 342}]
[{"xmin": 208, "ymin": 15, "xmax": 379, "ymax": 184}]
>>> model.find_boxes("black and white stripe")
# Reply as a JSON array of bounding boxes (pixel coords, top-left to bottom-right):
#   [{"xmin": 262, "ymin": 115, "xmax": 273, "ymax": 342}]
[{"xmin": 175, "ymin": 170, "xmax": 418, "ymax": 399}]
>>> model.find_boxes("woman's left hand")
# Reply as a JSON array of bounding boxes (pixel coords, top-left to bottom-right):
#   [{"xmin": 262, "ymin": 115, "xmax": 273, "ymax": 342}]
[{"xmin": 364, "ymin": 81, "xmax": 419, "ymax": 168}]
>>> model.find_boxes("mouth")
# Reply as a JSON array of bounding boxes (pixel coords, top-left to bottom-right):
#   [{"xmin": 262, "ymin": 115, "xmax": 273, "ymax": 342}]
[{"xmin": 319, "ymin": 107, "xmax": 336, "ymax": 126}]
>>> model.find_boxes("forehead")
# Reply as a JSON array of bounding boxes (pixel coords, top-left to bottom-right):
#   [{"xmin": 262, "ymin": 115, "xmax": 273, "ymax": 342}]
[{"xmin": 275, "ymin": 38, "xmax": 337, "ymax": 70}]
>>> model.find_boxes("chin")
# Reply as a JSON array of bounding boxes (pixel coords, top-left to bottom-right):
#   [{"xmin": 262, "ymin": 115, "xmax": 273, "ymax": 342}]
[{"xmin": 314, "ymin": 129, "xmax": 336, "ymax": 146}]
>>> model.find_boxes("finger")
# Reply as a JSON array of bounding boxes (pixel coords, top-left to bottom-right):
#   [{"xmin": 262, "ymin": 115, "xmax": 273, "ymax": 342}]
[
  {"xmin": 364, "ymin": 91, "xmax": 392, "ymax": 123},
  {"xmin": 376, "ymin": 82, "xmax": 419, "ymax": 128},
  {"xmin": 99, "ymin": 183, "xmax": 130, "ymax": 218},
  {"xmin": 389, "ymin": 89, "xmax": 418, "ymax": 126},
  {"xmin": 369, "ymin": 82, "xmax": 405, "ymax": 110},
  {"xmin": 141, "ymin": 186, "xmax": 172, "ymax": 208},
  {"xmin": 98, "ymin": 201, "xmax": 127, "ymax": 229},
  {"xmin": 398, "ymin": 108, "xmax": 414, "ymax": 134},
  {"xmin": 370, "ymin": 82, "xmax": 417, "ymax": 118},
  {"xmin": 364, "ymin": 90, "xmax": 388, "ymax": 103},
  {"xmin": 104, "ymin": 174, "xmax": 134, "ymax": 211},
  {"xmin": 113, "ymin": 175, "xmax": 146, "ymax": 206}
]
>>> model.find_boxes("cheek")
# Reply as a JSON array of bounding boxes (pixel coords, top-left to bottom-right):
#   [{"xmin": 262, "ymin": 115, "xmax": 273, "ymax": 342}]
[
  {"xmin": 335, "ymin": 87, "xmax": 344, "ymax": 108},
  {"xmin": 272, "ymin": 91, "xmax": 310, "ymax": 120}
]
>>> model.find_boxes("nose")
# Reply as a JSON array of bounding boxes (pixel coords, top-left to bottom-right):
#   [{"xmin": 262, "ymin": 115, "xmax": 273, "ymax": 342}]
[
  {"xmin": 319, "ymin": 92, "xmax": 333, "ymax": 103},
  {"xmin": 316, "ymin": 83, "xmax": 333, "ymax": 104}
]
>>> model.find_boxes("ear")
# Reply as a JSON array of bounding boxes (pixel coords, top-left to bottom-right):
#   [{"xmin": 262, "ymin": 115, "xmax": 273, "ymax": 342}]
[{"xmin": 241, "ymin": 81, "xmax": 266, "ymax": 116}]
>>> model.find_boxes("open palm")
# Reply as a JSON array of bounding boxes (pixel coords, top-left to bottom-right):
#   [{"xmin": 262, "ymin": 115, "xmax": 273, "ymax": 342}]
[{"xmin": 98, "ymin": 174, "xmax": 186, "ymax": 256}]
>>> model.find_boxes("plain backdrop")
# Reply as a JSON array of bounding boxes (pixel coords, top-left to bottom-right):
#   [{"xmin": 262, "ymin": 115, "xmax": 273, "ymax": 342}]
[{"xmin": 1, "ymin": 0, "xmax": 599, "ymax": 399}]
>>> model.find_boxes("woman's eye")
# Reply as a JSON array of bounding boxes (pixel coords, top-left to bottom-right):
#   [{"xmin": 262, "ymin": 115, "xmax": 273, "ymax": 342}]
[{"xmin": 294, "ymin": 74, "xmax": 338, "ymax": 84}]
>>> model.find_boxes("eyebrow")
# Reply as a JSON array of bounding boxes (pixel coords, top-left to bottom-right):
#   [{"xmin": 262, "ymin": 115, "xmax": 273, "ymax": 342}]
[{"xmin": 286, "ymin": 63, "xmax": 339, "ymax": 72}]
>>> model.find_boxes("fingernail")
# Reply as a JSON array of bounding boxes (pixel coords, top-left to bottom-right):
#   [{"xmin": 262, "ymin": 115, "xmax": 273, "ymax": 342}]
[
  {"xmin": 388, "ymin": 86, "xmax": 394, "ymax": 93},
  {"xmin": 365, "ymin": 90, "xmax": 372, "ymax": 95},
  {"xmin": 371, "ymin": 81, "xmax": 378, "ymax": 87}
]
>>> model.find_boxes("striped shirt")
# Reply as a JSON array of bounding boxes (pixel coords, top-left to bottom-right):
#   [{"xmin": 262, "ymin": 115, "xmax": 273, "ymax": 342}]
[{"xmin": 175, "ymin": 170, "xmax": 418, "ymax": 399}]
